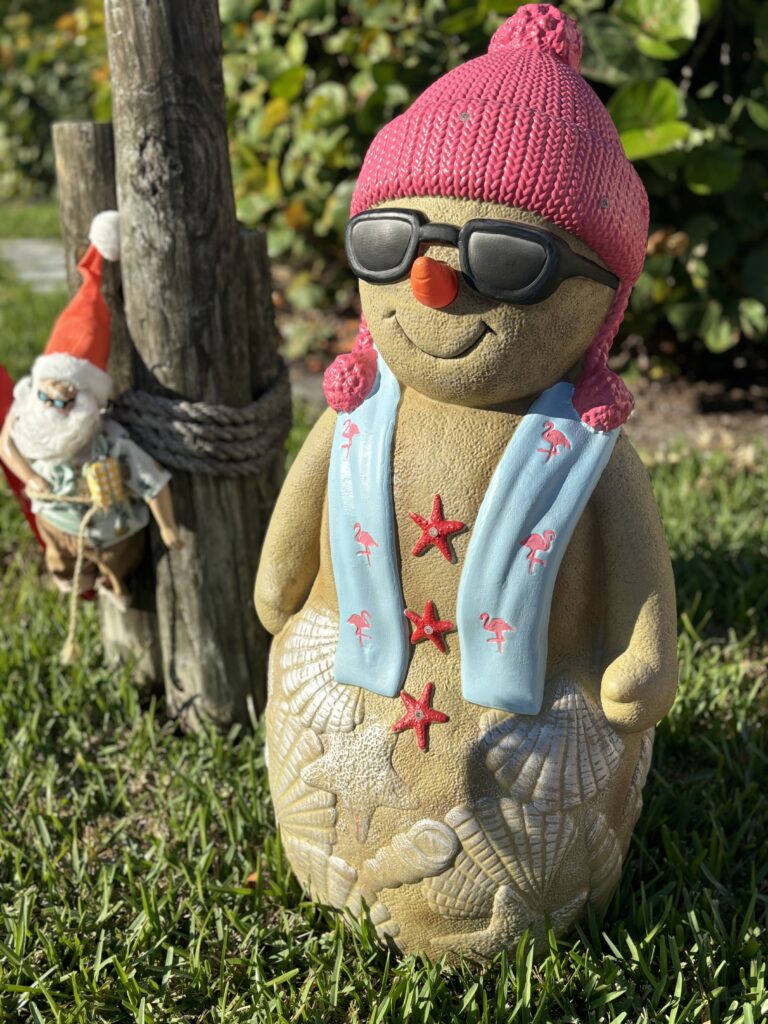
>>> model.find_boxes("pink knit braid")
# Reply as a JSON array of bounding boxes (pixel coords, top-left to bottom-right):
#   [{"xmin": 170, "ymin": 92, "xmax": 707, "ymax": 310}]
[
  {"xmin": 572, "ymin": 281, "xmax": 634, "ymax": 431},
  {"xmin": 322, "ymin": 314, "xmax": 378, "ymax": 413}
]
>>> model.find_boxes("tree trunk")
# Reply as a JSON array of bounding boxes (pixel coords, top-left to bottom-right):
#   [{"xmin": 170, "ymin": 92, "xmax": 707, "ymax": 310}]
[
  {"xmin": 52, "ymin": 121, "xmax": 163, "ymax": 690},
  {"xmin": 103, "ymin": 0, "xmax": 284, "ymax": 727}
]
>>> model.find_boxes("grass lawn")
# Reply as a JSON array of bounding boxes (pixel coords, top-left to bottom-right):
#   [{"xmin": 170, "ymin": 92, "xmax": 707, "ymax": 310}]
[
  {"xmin": 1, "ymin": 258, "xmax": 766, "ymax": 1023},
  {"xmin": 0, "ymin": 202, "xmax": 61, "ymax": 240}
]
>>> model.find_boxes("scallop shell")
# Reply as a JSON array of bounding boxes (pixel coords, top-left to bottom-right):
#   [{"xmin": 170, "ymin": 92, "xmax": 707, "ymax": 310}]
[
  {"xmin": 361, "ymin": 819, "xmax": 459, "ymax": 893},
  {"xmin": 282, "ymin": 836, "xmax": 359, "ymax": 909},
  {"xmin": 426, "ymin": 798, "xmax": 577, "ymax": 920},
  {"xmin": 479, "ymin": 679, "xmax": 624, "ymax": 811},
  {"xmin": 622, "ymin": 728, "xmax": 655, "ymax": 828},
  {"xmin": 279, "ymin": 607, "xmax": 364, "ymax": 733},
  {"xmin": 269, "ymin": 706, "xmax": 336, "ymax": 853},
  {"xmin": 370, "ymin": 900, "xmax": 400, "ymax": 940},
  {"xmin": 585, "ymin": 813, "xmax": 623, "ymax": 910}
]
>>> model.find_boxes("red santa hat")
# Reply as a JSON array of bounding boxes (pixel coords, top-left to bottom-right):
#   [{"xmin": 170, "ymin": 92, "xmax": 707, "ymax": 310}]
[{"xmin": 32, "ymin": 211, "xmax": 121, "ymax": 408}]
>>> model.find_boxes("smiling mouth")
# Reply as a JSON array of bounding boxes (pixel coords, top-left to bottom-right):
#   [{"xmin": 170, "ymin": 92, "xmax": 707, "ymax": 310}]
[{"xmin": 388, "ymin": 313, "xmax": 495, "ymax": 359}]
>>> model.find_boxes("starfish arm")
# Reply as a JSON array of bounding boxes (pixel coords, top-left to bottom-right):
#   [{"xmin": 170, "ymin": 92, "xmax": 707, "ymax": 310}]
[
  {"xmin": 392, "ymin": 712, "xmax": 414, "ymax": 734},
  {"xmin": 433, "ymin": 536, "xmax": 453, "ymax": 561},
  {"xmin": 413, "ymin": 721, "xmax": 429, "ymax": 751},
  {"xmin": 409, "ymin": 512, "xmax": 428, "ymax": 529},
  {"xmin": 440, "ymin": 519, "xmax": 465, "ymax": 536},
  {"xmin": 411, "ymin": 534, "xmax": 432, "ymax": 557}
]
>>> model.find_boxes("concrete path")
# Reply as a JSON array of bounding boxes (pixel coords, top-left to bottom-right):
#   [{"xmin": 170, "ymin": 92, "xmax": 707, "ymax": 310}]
[{"xmin": 0, "ymin": 238, "xmax": 66, "ymax": 293}]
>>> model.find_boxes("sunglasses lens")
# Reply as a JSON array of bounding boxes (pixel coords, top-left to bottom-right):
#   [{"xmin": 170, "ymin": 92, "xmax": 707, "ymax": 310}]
[
  {"xmin": 347, "ymin": 216, "xmax": 415, "ymax": 277},
  {"xmin": 465, "ymin": 230, "xmax": 549, "ymax": 298}
]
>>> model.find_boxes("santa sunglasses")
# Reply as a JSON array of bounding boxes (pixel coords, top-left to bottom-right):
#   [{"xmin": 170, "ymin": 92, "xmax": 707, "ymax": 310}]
[
  {"xmin": 37, "ymin": 390, "xmax": 75, "ymax": 410},
  {"xmin": 345, "ymin": 209, "xmax": 619, "ymax": 305}
]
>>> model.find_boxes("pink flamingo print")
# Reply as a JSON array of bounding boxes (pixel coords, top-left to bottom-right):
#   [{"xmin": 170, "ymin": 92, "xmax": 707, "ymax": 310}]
[
  {"xmin": 479, "ymin": 613, "xmax": 516, "ymax": 654},
  {"xmin": 520, "ymin": 529, "xmax": 556, "ymax": 575},
  {"xmin": 536, "ymin": 422, "xmax": 572, "ymax": 463},
  {"xmin": 348, "ymin": 610, "xmax": 372, "ymax": 646},
  {"xmin": 341, "ymin": 419, "xmax": 360, "ymax": 460},
  {"xmin": 353, "ymin": 522, "xmax": 378, "ymax": 566}
]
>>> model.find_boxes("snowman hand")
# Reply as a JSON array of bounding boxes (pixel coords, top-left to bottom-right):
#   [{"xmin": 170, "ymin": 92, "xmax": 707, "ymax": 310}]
[{"xmin": 600, "ymin": 649, "xmax": 676, "ymax": 735}]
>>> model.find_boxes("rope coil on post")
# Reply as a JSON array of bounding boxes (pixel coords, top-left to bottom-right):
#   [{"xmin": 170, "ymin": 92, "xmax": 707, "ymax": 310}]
[{"xmin": 109, "ymin": 363, "xmax": 292, "ymax": 477}]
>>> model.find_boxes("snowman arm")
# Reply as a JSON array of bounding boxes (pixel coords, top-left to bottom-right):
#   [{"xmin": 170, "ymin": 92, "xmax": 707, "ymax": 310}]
[
  {"xmin": 254, "ymin": 407, "xmax": 336, "ymax": 635},
  {"xmin": 591, "ymin": 433, "xmax": 678, "ymax": 734}
]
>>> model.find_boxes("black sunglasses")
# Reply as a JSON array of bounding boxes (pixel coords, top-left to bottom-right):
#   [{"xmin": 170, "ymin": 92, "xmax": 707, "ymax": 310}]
[
  {"xmin": 345, "ymin": 208, "xmax": 619, "ymax": 305},
  {"xmin": 37, "ymin": 390, "xmax": 75, "ymax": 410}
]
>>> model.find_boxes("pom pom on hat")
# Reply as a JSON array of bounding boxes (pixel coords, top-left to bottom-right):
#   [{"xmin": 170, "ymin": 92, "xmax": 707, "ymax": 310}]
[
  {"xmin": 89, "ymin": 210, "xmax": 121, "ymax": 262},
  {"xmin": 488, "ymin": 4, "xmax": 583, "ymax": 71}
]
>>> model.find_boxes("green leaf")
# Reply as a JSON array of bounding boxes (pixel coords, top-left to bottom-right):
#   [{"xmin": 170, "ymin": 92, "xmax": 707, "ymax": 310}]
[
  {"xmin": 636, "ymin": 32, "xmax": 693, "ymax": 60},
  {"xmin": 617, "ymin": 0, "xmax": 700, "ymax": 42},
  {"xmin": 620, "ymin": 122, "xmax": 690, "ymax": 160},
  {"xmin": 609, "ymin": 79, "xmax": 689, "ymax": 159},
  {"xmin": 701, "ymin": 302, "xmax": 739, "ymax": 352},
  {"xmin": 746, "ymin": 99, "xmax": 768, "ymax": 131},
  {"xmin": 270, "ymin": 66, "xmax": 306, "ymax": 101},
  {"xmin": 608, "ymin": 78, "xmax": 681, "ymax": 132},
  {"xmin": 438, "ymin": 7, "xmax": 486, "ymax": 34},
  {"xmin": 579, "ymin": 14, "xmax": 657, "ymax": 85},
  {"xmin": 684, "ymin": 145, "xmax": 744, "ymax": 195},
  {"xmin": 738, "ymin": 299, "xmax": 768, "ymax": 339}
]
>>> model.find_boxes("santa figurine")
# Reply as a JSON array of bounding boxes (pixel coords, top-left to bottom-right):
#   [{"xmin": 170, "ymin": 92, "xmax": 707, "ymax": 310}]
[{"xmin": 0, "ymin": 211, "xmax": 183, "ymax": 611}]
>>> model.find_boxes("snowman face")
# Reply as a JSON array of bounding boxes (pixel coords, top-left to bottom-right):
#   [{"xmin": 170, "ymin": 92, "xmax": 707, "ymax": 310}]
[{"xmin": 358, "ymin": 197, "xmax": 617, "ymax": 409}]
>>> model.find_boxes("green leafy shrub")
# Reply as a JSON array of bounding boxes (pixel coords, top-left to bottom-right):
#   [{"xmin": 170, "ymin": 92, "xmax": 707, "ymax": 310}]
[
  {"xmin": 2, "ymin": 0, "xmax": 767, "ymax": 361},
  {"xmin": 0, "ymin": 2, "xmax": 108, "ymax": 201}
]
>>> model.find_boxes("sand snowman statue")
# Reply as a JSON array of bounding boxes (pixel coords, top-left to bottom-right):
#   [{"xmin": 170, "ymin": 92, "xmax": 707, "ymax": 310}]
[{"xmin": 256, "ymin": 4, "xmax": 677, "ymax": 961}]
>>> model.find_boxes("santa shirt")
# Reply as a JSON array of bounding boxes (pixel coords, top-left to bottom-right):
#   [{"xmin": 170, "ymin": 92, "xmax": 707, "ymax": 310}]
[{"xmin": 28, "ymin": 419, "xmax": 170, "ymax": 549}]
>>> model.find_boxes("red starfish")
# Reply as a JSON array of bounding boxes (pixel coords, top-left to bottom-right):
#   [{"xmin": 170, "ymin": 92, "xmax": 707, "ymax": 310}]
[
  {"xmin": 392, "ymin": 682, "xmax": 449, "ymax": 752},
  {"xmin": 409, "ymin": 494, "xmax": 465, "ymax": 561},
  {"xmin": 404, "ymin": 600, "xmax": 454, "ymax": 653}
]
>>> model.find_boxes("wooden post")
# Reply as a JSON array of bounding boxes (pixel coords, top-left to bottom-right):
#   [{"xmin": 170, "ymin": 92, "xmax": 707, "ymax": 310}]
[
  {"xmin": 52, "ymin": 121, "xmax": 163, "ymax": 690},
  {"xmin": 103, "ymin": 0, "xmax": 285, "ymax": 727}
]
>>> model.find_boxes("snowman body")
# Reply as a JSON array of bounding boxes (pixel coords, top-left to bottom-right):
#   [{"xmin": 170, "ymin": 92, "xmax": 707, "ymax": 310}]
[
  {"xmin": 262, "ymin": 384, "xmax": 666, "ymax": 960},
  {"xmin": 257, "ymin": 6, "xmax": 678, "ymax": 961}
]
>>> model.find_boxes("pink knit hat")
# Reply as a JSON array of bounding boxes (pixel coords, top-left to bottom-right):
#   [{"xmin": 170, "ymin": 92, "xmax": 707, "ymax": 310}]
[{"xmin": 324, "ymin": 3, "xmax": 649, "ymax": 430}]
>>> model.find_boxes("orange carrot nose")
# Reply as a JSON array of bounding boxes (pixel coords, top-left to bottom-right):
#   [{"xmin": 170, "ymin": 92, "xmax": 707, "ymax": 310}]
[{"xmin": 410, "ymin": 256, "xmax": 459, "ymax": 309}]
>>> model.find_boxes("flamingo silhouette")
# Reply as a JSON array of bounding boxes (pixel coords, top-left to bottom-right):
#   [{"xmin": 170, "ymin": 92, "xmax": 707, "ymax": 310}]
[
  {"xmin": 479, "ymin": 613, "xmax": 516, "ymax": 654},
  {"xmin": 348, "ymin": 609, "xmax": 372, "ymax": 646},
  {"xmin": 353, "ymin": 522, "xmax": 378, "ymax": 566},
  {"xmin": 536, "ymin": 422, "xmax": 572, "ymax": 463},
  {"xmin": 520, "ymin": 529, "xmax": 556, "ymax": 575},
  {"xmin": 341, "ymin": 419, "xmax": 360, "ymax": 460}
]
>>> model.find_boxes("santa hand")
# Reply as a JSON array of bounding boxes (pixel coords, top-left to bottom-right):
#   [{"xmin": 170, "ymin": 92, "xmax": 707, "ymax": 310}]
[
  {"xmin": 24, "ymin": 474, "xmax": 51, "ymax": 497},
  {"xmin": 160, "ymin": 526, "xmax": 184, "ymax": 550}
]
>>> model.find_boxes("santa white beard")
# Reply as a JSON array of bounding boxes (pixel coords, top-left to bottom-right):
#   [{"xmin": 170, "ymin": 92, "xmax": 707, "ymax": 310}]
[{"xmin": 10, "ymin": 376, "xmax": 103, "ymax": 462}]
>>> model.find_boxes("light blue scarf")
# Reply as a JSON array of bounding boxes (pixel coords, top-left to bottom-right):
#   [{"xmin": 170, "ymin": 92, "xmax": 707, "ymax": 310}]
[{"xmin": 327, "ymin": 355, "xmax": 618, "ymax": 715}]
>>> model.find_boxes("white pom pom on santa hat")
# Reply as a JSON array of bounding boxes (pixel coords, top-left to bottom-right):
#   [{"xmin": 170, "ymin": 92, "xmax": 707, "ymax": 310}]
[{"xmin": 88, "ymin": 209, "xmax": 120, "ymax": 261}]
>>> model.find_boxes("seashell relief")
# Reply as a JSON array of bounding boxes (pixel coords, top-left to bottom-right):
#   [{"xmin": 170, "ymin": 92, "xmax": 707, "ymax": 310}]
[
  {"xmin": 479, "ymin": 678, "xmax": 625, "ymax": 811},
  {"xmin": 279, "ymin": 607, "xmax": 364, "ymax": 734}
]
